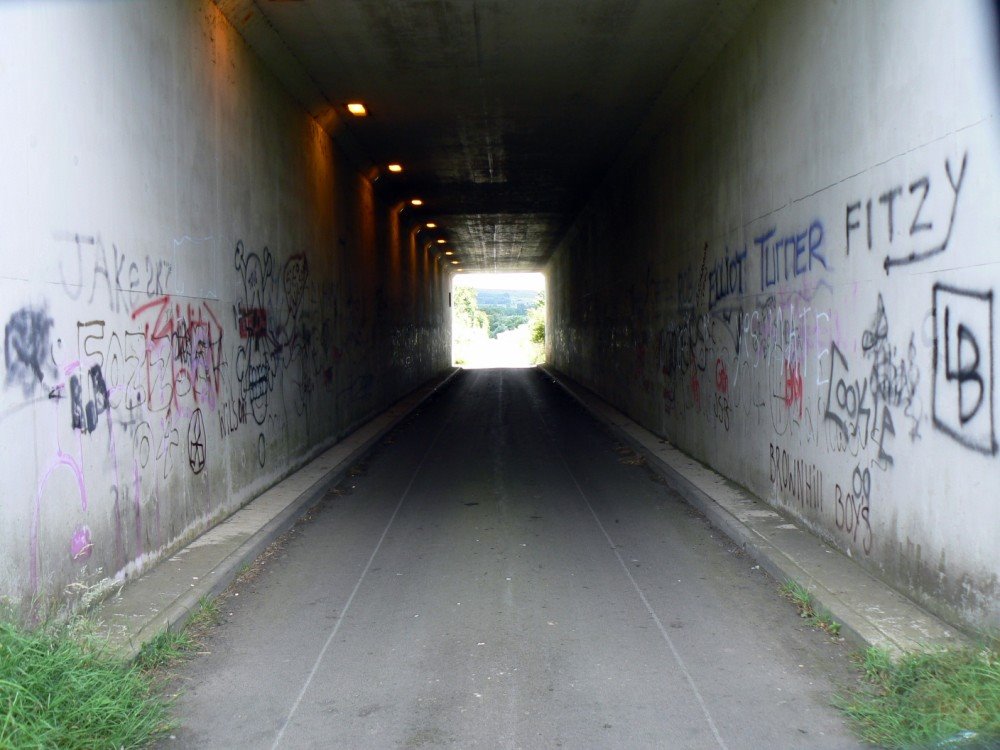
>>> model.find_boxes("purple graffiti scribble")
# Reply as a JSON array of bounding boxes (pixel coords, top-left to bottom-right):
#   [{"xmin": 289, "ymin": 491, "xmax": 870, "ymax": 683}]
[
  {"xmin": 31, "ymin": 449, "xmax": 88, "ymax": 593},
  {"xmin": 70, "ymin": 526, "xmax": 93, "ymax": 561}
]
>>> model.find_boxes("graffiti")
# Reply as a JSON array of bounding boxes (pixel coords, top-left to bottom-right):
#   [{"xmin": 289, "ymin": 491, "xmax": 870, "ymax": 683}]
[
  {"xmin": 70, "ymin": 525, "xmax": 93, "ymax": 561},
  {"xmin": 823, "ymin": 343, "xmax": 870, "ymax": 447},
  {"xmin": 862, "ymin": 294, "xmax": 922, "ymax": 441},
  {"xmin": 5, "ymin": 306, "xmax": 58, "ymax": 396},
  {"xmin": 234, "ymin": 242, "xmax": 276, "ymax": 425},
  {"xmin": 6, "ymin": 219, "xmax": 428, "ymax": 611},
  {"xmin": 690, "ymin": 371, "xmax": 701, "ymax": 411},
  {"xmin": 282, "ymin": 254, "xmax": 308, "ymax": 315},
  {"xmin": 844, "ymin": 152, "xmax": 968, "ymax": 272},
  {"xmin": 835, "ymin": 466, "xmax": 872, "ymax": 554},
  {"xmin": 707, "ymin": 245, "xmax": 747, "ymax": 310},
  {"xmin": 131, "ymin": 296, "xmax": 224, "ymax": 413},
  {"xmin": 713, "ymin": 393, "xmax": 731, "ymax": 431},
  {"xmin": 783, "ymin": 359, "xmax": 803, "ymax": 417},
  {"xmin": 755, "ymin": 220, "xmax": 827, "ymax": 290},
  {"xmin": 238, "ymin": 308, "xmax": 268, "ymax": 339},
  {"xmin": 218, "ymin": 394, "xmax": 247, "ymax": 437},
  {"xmin": 187, "ymin": 409, "xmax": 206, "ymax": 474},
  {"xmin": 70, "ymin": 363, "xmax": 109, "ymax": 434},
  {"xmin": 932, "ymin": 284, "xmax": 996, "ymax": 455},
  {"xmin": 769, "ymin": 443, "xmax": 824, "ymax": 512},
  {"xmin": 714, "ymin": 358, "xmax": 728, "ymax": 394},
  {"xmin": 55, "ymin": 232, "xmax": 173, "ymax": 313}
]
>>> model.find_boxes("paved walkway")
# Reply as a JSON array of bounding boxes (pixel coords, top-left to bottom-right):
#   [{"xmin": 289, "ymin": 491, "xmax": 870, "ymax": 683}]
[{"xmin": 161, "ymin": 368, "xmax": 863, "ymax": 749}]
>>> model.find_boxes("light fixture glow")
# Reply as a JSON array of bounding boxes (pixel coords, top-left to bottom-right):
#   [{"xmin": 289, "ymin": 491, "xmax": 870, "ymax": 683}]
[
  {"xmin": 436, "ymin": 239, "xmax": 446, "ymax": 244},
  {"xmin": 387, "ymin": 163, "xmax": 403, "ymax": 173},
  {"xmin": 346, "ymin": 102, "xmax": 367, "ymax": 116},
  {"xmin": 451, "ymin": 260, "xmax": 459, "ymax": 265},
  {"xmin": 425, "ymin": 222, "xmax": 437, "ymax": 228},
  {"xmin": 444, "ymin": 250, "xmax": 454, "ymax": 256},
  {"xmin": 410, "ymin": 198, "xmax": 423, "ymax": 206}
]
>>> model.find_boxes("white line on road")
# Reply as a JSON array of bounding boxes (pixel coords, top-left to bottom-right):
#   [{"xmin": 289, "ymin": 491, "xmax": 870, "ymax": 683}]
[
  {"xmin": 270, "ymin": 399, "xmax": 456, "ymax": 749},
  {"xmin": 535, "ymin": 398, "xmax": 731, "ymax": 750}
]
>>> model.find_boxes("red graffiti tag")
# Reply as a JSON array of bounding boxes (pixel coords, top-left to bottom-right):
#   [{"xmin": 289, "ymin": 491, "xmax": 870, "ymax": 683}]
[
  {"xmin": 783, "ymin": 359, "xmax": 803, "ymax": 417},
  {"xmin": 715, "ymin": 358, "xmax": 729, "ymax": 394},
  {"xmin": 238, "ymin": 307, "xmax": 268, "ymax": 339}
]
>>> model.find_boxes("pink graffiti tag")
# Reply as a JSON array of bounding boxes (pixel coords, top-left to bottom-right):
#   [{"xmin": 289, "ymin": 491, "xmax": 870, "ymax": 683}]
[{"xmin": 70, "ymin": 525, "xmax": 93, "ymax": 561}]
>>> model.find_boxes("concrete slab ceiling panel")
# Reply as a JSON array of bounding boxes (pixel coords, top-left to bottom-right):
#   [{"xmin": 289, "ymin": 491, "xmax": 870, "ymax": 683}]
[{"xmin": 214, "ymin": 0, "xmax": 757, "ymax": 272}]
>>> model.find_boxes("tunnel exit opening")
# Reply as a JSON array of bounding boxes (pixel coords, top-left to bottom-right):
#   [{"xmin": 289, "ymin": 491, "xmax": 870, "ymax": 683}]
[{"xmin": 451, "ymin": 273, "xmax": 546, "ymax": 368}]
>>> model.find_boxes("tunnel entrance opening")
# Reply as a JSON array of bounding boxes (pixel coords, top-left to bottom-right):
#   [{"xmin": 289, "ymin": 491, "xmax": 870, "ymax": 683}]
[{"xmin": 452, "ymin": 273, "xmax": 546, "ymax": 369}]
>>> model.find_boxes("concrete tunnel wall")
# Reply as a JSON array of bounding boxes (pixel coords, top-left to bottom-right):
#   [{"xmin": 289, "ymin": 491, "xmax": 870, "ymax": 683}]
[
  {"xmin": 0, "ymin": 1, "xmax": 451, "ymax": 614},
  {"xmin": 547, "ymin": 0, "xmax": 1000, "ymax": 631}
]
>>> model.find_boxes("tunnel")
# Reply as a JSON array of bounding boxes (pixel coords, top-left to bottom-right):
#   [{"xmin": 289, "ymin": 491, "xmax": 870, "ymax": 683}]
[{"xmin": 1, "ymin": 0, "xmax": 998, "ymax": 746}]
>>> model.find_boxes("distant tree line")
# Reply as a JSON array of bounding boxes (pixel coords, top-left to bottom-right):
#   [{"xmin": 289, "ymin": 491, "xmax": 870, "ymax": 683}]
[{"xmin": 469, "ymin": 289, "xmax": 544, "ymax": 339}]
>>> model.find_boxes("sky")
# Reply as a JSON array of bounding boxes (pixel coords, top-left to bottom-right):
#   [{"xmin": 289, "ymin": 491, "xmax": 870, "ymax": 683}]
[{"xmin": 452, "ymin": 272, "xmax": 545, "ymax": 291}]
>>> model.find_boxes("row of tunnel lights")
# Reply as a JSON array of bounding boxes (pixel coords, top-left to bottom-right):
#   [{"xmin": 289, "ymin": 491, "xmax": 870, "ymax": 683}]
[{"xmin": 347, "ymin": 102, "xmax": 463, "ymax": 272}]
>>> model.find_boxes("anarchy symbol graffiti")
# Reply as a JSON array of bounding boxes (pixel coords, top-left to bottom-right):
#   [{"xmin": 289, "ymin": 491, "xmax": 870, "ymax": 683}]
[{"xmin": 187, "ymin": 409, "xmax": 207, "ymax": 474}]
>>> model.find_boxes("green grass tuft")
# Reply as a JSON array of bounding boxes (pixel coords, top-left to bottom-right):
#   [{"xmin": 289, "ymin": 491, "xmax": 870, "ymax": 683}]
[
  {"xmin": 779, "ymin": 578, "xmax": 843, "ymax": 637},
  {"xmin": 0, "ymin": 620, "xmax": 171, "ymax": 749},
  {"xmin": 838, "ymin": 641, "xmax": 1000, "ymax": 748},
  {"xmin": 135, "ymin": 628, "xmax": 195, "ymax": 671},
  {"xmin": 187, "ymin": 595, "xmax": 222, "ymax": 631}
]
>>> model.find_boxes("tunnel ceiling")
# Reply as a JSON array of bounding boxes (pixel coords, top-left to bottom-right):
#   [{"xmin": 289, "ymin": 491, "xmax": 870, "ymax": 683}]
[{"xmin": 217, "ymin": 0, "xmax": 754, "ymax": 271}]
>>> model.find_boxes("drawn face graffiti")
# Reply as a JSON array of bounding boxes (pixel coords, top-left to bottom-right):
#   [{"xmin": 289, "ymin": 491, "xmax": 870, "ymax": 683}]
[
  {"xmin": 234, "ymin": 241, "xmax": 274, "ymax": 425},
  {"xmin": 283, "ymin": 255, "xmax": 308, "ymax": 317}
]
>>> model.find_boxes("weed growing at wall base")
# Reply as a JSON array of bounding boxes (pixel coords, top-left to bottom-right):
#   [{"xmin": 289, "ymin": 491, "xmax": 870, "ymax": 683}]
[
  {"xmin": 778, "ymin": 579, "xmax": 842, "ymax": 637},
  {"xmin": 837, "ymin": 640, "xmax": 1000, "ymax": 748},
  {"xmin": 0, "ymin": 621, "xmax": 171, "ymax": 748}
]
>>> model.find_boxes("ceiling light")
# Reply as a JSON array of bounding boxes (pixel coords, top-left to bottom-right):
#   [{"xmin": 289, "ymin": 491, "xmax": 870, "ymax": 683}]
[
  {"xmin": 346, "ymin": 103, "xmax": 367, "ymax": 116},
  {"xmin": 387, "ymin": 163, "xmax": 402, "ymax": 173},
  {"xmin": 451, "ymin": 260, "xmax": 459, "ymax": 265},
  {"xmin": 425, "ymin": 222, "xmax": 437, "ymax": 228},
  {"xmin": 455, "ymin": 268, "xmax": 465, "ymax": 272},
  {"xmin": 444, "ymin": 251, "xmax": 454, "ymax": 256},
  {"xmin": 410, "ymin": 198, "xmax": 423, "ymax": 206},
  {"xmin": 436, "ymin": 239, "xmax": 446, "ymax": 244}
]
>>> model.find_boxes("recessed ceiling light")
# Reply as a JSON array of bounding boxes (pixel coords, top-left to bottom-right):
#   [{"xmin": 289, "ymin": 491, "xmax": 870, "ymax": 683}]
[
  {"xmin": 387, "ymin": 163, "xmax": 402, "ymax": 173},
  {"xmin": 346, "ymin": 102, "xmax": 367, "ymax": 116},
  {"xmin": 444, "ymin": 251, "xmax": 454, "ymax": 256},
  {"xmin": 425, "ymin": 222, "xmax": 437, "ymax": 228},
  {"xmin": 436, "ymin": 239, "xmax": 446, "ymax": 244},
  {"xmin": 455, "ymin": 268, "xmax": 465, "ymax": 272},
  {"xmin": 410, "ymin": 198, "xmax": 423, "ymax": 206},
  {"xmin": 451, "ymin": 260, "xmax": 459, "ymax": 265}
]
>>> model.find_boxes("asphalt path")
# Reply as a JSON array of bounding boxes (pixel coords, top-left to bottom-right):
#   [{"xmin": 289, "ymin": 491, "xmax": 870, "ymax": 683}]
[{"xmin": 161, "ymin": 368, "xmax": 863, "ymax": 749}]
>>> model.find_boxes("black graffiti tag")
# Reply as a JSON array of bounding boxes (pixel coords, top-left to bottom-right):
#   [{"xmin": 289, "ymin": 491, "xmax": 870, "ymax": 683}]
[
  {"xmin": 187, "ymin": 409, "xmax": 206, "ymax": 474},
  {"xmin": 932, "ymin": 284, "xmax": 996, "ymax": 455}
]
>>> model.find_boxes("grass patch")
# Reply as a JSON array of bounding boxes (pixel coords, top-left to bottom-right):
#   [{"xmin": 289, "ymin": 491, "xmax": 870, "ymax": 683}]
[
  {"xmin": 135, "ymin": 628, "xmax": 195, "ymax": 671},
  {"xmin": 187, "ymin": 595, "xmax": 222, "ymax": 631},
  {"xmin": 778, "ymin": 579, "xmax": 842, "ymax": 637},
  {"xmin": 838, "ymin": 641, "xmax": 1000, "ymax": 748},
  {"xmin": 135, "ymin": 595, "xmax": 222, "ymax": 671},
  {"xmin": 0, "ymin": 620, "xmax": 171, "ymax": 749}
]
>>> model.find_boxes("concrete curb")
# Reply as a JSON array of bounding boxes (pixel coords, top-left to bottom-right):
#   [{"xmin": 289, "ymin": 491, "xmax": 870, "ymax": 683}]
[
  {"xmin": 95, "ymin": 368, "xmax": 461, "ymax": 661},
  {"xmin": 538, "ymin": 365, "xmax": 969, "ymax": 654}
]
